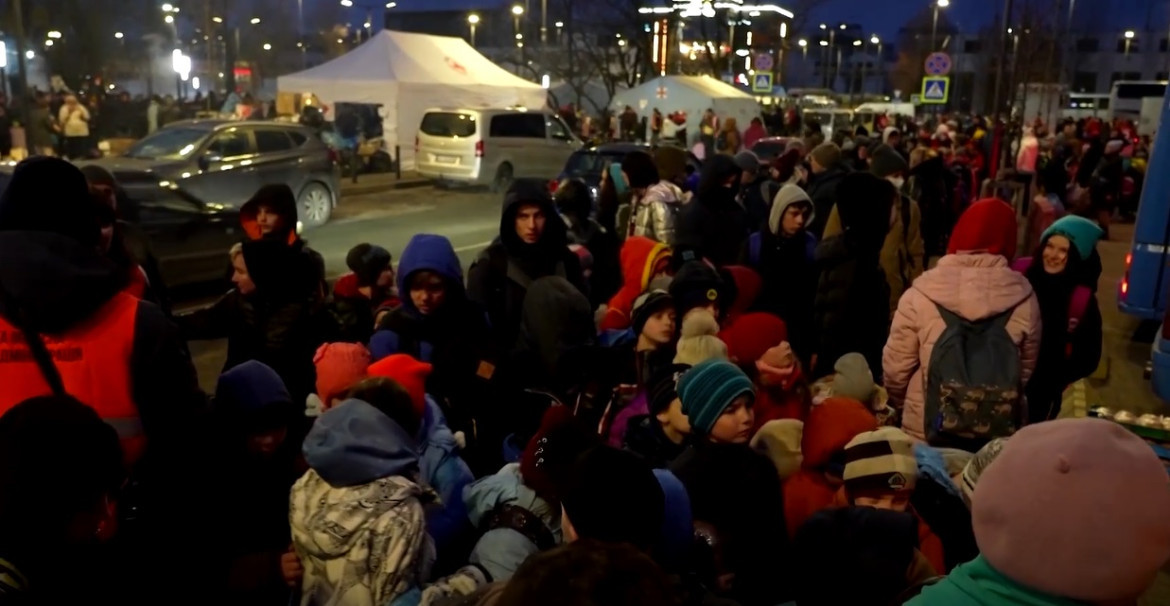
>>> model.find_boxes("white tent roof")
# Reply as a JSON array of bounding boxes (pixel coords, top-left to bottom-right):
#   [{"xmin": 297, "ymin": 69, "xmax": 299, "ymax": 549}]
[{"xmin": 278, "ymin": 30, "xmax": 542, "ymax": 90}]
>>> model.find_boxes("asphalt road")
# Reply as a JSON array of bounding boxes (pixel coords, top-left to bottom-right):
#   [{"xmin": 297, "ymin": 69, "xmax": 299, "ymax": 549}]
[{"xmin": 185, "ymin": 184, "xmax": 502, "ymax": 391}]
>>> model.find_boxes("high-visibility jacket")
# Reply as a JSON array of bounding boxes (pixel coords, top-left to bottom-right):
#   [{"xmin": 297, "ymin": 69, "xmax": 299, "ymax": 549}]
[{"xmin": 0, "ymin": 292, "xmax": 144, "ymax": 463}]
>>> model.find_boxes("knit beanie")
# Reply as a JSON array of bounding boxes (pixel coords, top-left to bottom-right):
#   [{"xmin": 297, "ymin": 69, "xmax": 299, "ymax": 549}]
[
  {"xmin": 648, "ymin": 364, "xmax": 690, "ymax": 416},
  {"xmin": 367, "ymin": 354, "xmax": 432, "ymax": 418},
  {"xmin": 832, "ymin": 353, "xmax": 876, "ymax": 404},
  {"xmin": 1041, "ymin": 215, "xmax": 1104, "ymax": 262},
  {"xmin": 313, "ymin": 343, "xmax": 372, "ymax": 406},
  {"xmin": 669, "ymin": 261, "xmax": 725, "ymax": 318},
  {"xmin": 520, "ymin": 406, "xmax": 599, "ymax": 503},
  {"xmin": 345, "ymin": 243, "xmax": 392, "ymax": 287},
  {"xmin": 810, "ymin": 142, "xmax": 842, "ymax": 169},
  {"xmin": 0, "ymin": 157, "xmax": 100, "ymax": 248},
  {"xmin": 842, "ymin": 427, "xmax": 919, "ymax": 496},
  {"xmin": 960, "ymin": 437, "xmax": 1008, "ymax": 506},
  {"xmin": 677, "ymin": 359, "xmax": 755, "ymax": 435},
  {"xmin": 673, "ymin": 309, "xmax": 728, "ymax": 366},
  {"xmin": 631, "ymin": 290, "xmax": 674, "ymax": 337},
  {"xmin": 768, "ymin": 184, "xmax": 813, "ymax": 235},
  {"xmin": 734, "ymin": 150, "xmax": 761, "ymax": 173},
  {"xmin": 718, "ymin": 312, "xmax": 787, "ymax": 364},
  {"xmin": 973, "ymin": 418, "xmax": 1170, "ymax": 602},
  {"xmin": 756, "ymin": 341, "xmax": 798, "ymax": 387},
  {"xmin": 948, "ymin": 198, "xmax": 1018, "ymax": 259},
  {"xmin": 561, "ymin": 446, "xmax": 665, "ymax": 552},
  {"xmin": 751, "ymin": 419, "xmax": 804, "ymax": 480},
  {"xmin": 868, "ymin": 144, "xmax": 909, "ymax": 178}
]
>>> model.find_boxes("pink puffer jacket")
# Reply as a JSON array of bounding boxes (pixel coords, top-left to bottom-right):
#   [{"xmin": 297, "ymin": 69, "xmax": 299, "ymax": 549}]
[{"xmin": 883, "ymin": 253, "xmax": 1042, "ymax": 441}]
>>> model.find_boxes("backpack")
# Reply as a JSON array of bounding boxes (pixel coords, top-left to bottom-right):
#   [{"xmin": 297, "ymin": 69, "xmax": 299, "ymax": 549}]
[{"xmin": 926, "ymin": 303, "xmax": 1023, "ymax": 449}]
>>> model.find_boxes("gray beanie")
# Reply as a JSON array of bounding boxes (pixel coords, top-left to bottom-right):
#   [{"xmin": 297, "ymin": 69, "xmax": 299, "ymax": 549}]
[
  {"xmin": 833, "ymin": 353, "xmax": 875, "ymax": 403},
  {"xmin": 734, "ymin": 150, "xmax": 761, "ymax": 173}
]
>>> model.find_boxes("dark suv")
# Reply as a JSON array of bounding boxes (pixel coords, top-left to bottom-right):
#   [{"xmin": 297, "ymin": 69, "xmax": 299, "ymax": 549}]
[{"xmin": 90, "ymin": 120, "xmax": 341, "ymax": 228}]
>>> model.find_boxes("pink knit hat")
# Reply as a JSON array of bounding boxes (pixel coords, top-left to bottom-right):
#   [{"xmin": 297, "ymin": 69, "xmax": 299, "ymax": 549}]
[
  {"xmin": 973, "ymin": 418, "xmax": 1170, "ymax": 601},
  {"xmin": 313, "ymin": 343, "xmax": 371, "ymax": 407}
]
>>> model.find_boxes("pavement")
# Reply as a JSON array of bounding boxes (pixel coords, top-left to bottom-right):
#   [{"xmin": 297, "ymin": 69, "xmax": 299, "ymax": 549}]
[{"xmin": 339, "ymin": 170, "xmax": 430, "ymax": 196}]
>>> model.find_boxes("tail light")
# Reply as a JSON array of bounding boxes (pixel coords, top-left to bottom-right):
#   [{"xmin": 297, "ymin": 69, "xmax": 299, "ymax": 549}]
[
  {"xmin": 475, "ymin": 140, "xmax": 484, "ymax": 158},
  {"xmin": 1121, "ymin": 252, "xmax": 1132, "ymax": 298}
]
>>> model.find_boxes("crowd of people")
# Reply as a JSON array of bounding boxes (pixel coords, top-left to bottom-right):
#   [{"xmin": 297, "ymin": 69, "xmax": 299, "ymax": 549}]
[{"xmin": 0, "ymin": 101, "xmax": 1168, "ymax": 606}]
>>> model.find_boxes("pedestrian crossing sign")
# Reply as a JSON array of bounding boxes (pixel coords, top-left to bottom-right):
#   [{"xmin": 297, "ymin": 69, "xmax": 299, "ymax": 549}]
[
  {"xmin": 920, "ymin": 76, "xmax": 950, "ymax": 104},
  {"xmin": 752, "ymin": 72, "xmax": 773, "ymax": 93}
]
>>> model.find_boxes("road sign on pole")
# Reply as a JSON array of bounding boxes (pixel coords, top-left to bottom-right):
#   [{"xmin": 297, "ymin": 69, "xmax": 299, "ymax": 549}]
[
  {"xmin": 920, "ymin": 76, "xmax": 950, "ymax": 104},
  {"xmin": 924, "ymin": 52, "xmax": 952, "ymax": 76},
  {"xmin": 754, "ymin": 53, "xmax": 774, "ymax": 72},
  {"xmin": 752, "ymin": 72, "xmax": 774, "ymax": 93}
]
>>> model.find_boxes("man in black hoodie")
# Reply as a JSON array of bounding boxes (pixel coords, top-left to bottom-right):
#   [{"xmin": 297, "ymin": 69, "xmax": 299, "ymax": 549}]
[
  {"xmin": 468, "ymin": 178, "xmax": 586, "ymax": 349},
  {"xmin": 240, "ymin": 183, "xmax": 327, "ymax": 295}
]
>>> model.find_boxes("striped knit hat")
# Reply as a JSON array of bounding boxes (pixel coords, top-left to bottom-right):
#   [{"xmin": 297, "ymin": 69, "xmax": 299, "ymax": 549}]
[{"xmin": 843, "ymin": 427, "xmax": 918, "ymax": 496}]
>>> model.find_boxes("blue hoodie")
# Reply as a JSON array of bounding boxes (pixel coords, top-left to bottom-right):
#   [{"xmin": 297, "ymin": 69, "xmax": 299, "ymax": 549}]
[
  {"xmin": 302, "ymin": 398, "xmax": 420, "ymax": 487},
  {"xmin": 418, "ymin": 396, "xmax": 474, "ymax": 549},
  {"xmin": 654, "ymin": 469, "xmax": 694, "ymax": 573},
  {"xmin": 370, "ymin": 234, "xmax": 465, "ymax": 362},
  {"xmin": 214, "ymin": 360, "xmax": 293, "ymax": 428}
]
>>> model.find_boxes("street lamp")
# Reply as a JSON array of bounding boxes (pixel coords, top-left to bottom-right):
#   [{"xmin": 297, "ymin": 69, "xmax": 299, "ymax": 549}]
[
  {"xmin": 555, "ymin": 20, "xmax": 564, "ymax": 44},
  {"xmin": 1124, "ymin": 30, "xmax": 1135, "ymax": 58},
  {"xmin": 114, "ymin": 32, "xmax": 124, "ymax": 39},
  {"xmin": 263, "ymin": 43, "xmax": 272, "ymax": 50},
  {"xmin": 511, "ymin": 5, "xmax": 524, "ymax": 39},
  {"xmin": 46, "ymin": 31, "xmax": 61, "ymax": 39},
  {"xmin": 250, "ymin": 17, "xmax": 261, "ymax": 25},
  {"xmin": 818, "ymin": 40, "xmax": 828, "ymax": 46},
  {"xmin": 932, "ymin": 0, "xmax": 949, "ymax": 52},
  {"xmin": 467, "ymin": 14, "xmax": 479, "ymax": 47}
]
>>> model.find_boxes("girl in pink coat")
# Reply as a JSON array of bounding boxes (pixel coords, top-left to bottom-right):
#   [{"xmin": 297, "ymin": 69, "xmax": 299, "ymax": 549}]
[{"xmin": 882, "ymin": 199, "xmax": 1041, "ymax": 443}]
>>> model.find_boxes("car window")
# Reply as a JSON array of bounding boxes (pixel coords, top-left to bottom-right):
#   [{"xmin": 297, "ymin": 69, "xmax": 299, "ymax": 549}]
[
  {"xmin": 289, "ymin": 131, "xmax": 308, "ymax": 146},
  {"xmin": 547, "ymin": 115, "xmax": 572, "ymax": 140},
  {"xmin": 751, "ymin": 141, "xmax": 784, "ymax": 158},
  {"xmin": 421, "ymin": 112, "xmax": 477, "ymax": 137},
  {"xmin": 490, "ymin": 114, "xmax": 547, "ymax": 138},
  {"xmin": 206, "ymin": 129, "xmax": 253, "ymax": 158},
  {"xmin": 255, "ymin": 129, "xmax": 294, "ymax": 153},
  {"xmin": 124, "ymin": 127, "xmax": 208, "ymax": 160}
]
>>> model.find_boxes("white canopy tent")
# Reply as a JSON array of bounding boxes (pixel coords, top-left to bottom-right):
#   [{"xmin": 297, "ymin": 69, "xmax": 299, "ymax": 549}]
[
  {"xmin": 278, "ymin": 30, "xmax": 546, "ymax": 170},
  {"xmin": 611, "ymin": 76, "xmax": 761, "ymax": 147}
]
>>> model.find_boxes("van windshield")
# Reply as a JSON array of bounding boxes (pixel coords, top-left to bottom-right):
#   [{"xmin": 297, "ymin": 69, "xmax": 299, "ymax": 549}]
[{"xmin": 420, "ymin": 112, "xmax": 477, "ymax": 137}]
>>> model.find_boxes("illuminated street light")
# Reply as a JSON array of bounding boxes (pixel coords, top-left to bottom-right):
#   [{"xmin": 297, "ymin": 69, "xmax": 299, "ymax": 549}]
[
  {"xmin": 870, "ymin": 34, "xmax": 880, "ymax": 44},
  {"xmin": 1124, "ymin": 30, "xmax": 1135, "ymax": 39},
  {"xmin": 819, "ymin": 40, "xmax": 828, "ymax": 46},
  {"xmin": 839, "ymin": 23, "xmax": 846, "ymax": 29},
  {"xmin": 511, "ymin": 5, "xmax": 524, "ymax": 15},
  {"xmin": 798, "ymin": 39, "xmax": 807, "ymax": 47},
  {"xmin": 251, "ymin": 17, "xmax": 261, "ymax": 24},
  {"xmin": 263, "ymin": 43, "xmax": 272, "ymax": 50},
  {"xmin": 44, "ymin": 40, "xmax": 53, "ymax": 47},
  {"xmin": 24, "ymin": 50, "xmax": 34, "ymax": 59},
  {"xmin": 47, "ymin": 31, "xmax": 62, "ymax": 39},
  {"xmin": 853, "ymin": 39, "xmax": 861, "ymax": 46},
  {"xmin": 386, "ymin": 2, "xmax": 397, "ymax": 7},
  {"xmin": 212, "ymin": 16, "xmax": 223, "ymax": 23},
  {"xmin": 468, "ymin": 14, "xmax": 480, "ymax": 24},
  {"xmin": 555, "ymin": 20, "xmax": 563, "ymax": 27},
  {"xmin": 161, "ymin": 2, "xmax": 174, "ymax": 11},
  {"xmin": 115, "ymin": 32, "xmax": 124, "ymax": 39},
  {"xmin": 819, "ymin": 23, "xmax": 826, "ymax": 30},
  {"xmin": 937, "ymin": 0, "xmax": 950, "ymax": 6},
  {"xmin": 165, "ymin": 15, "xmax": 174, "ymax": 23},
  {"xmin": 340, "ymin": 0, "xmax": 354, "ymax": 6}
]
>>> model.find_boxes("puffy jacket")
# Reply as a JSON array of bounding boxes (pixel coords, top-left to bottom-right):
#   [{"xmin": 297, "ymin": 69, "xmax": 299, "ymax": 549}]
[
  {"xmin": 907, "ymin": 556, "xmax": 1076, "ymax": 606},
  {"xmin": 630, "ymin": 180, "xmax": 687, "ymax": 244},
  {"xmin": 462, "ymin": 463, "xmax": 562, "ymax": 582},
  {"xmin": 882, "ymin": 253, "xmax": 1041, "ymax": 441},
  {"xmin": 599, "ymin": 237, "xmax": 672, "ymax": 331}
]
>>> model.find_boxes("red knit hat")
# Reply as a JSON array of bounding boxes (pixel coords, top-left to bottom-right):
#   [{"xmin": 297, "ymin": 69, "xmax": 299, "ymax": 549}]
[
  {"xmin": 367, "ymin": 354, "xmax": 432, "ymax": 418},
  {"xmin": 718, "ymin": 312, "xmax": 788, "ymax": 364},
  {"xmin": 313, "ymin": 343, "xmax": 372, "ymax": 406},
  {"xmin": 947, "ymin": 198, "xmax": 1018, "ymax": 259}
]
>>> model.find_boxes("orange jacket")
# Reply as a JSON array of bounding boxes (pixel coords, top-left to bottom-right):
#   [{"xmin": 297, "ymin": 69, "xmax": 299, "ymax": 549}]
[
  {"xmin": 0, "ymin": 292, "xmax": 144, "ymax": 463},
  {"xmin": 600, "ymin": 237, "xmax": 671, "ymax": 332}
]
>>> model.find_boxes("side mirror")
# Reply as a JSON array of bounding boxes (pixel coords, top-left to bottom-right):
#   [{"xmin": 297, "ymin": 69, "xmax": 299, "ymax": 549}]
[{"xmin": 198, "ymin": 151, "xmax": 221, "ymax": 171}]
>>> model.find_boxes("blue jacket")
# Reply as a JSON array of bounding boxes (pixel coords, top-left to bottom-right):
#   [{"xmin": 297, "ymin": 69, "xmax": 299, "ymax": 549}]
[
  {"xmin": 462, "ymin": 464, "xmax": 562, "ymax": 582},
  {"xmin": 418, "ymin": 396, "xmax": 474, "ymax": 549},
  {"xmin": 370, "ymin": 234, "xmax": 465, "ymax": 362}
]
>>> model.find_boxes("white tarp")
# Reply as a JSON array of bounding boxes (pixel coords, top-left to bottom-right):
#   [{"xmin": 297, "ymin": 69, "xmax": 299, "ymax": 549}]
[
  {"xmin": 278, "ymin": 30, "xmax": 546, "ymax": 170},
  {"xmin": 611, "ymin": 76, "xmax": 761, "ymax": 147}
]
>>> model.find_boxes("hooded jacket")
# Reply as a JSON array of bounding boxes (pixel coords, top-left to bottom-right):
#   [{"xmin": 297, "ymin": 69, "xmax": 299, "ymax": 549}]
[
  {"xmin": 883, "ymin": 254, "xmax": 1041, "ymax": 441},
  {"xmin": 599, "ymin": 237, "xmax": 672, "ymax": 331},
  {"xmin": 509, "ymin": 276, "xmax": 605, "ymax": 396},
  {"xmin": 291, "ymin": 399, "xmax": 433, "ymax": 606},
  {"xmin": 467, "ymin": 180, "xmax": 586, "ymax": 348},
  {"xmin": 907, "ymin": 556, "xmax": 1082, "ymax": 606},
  {"xmin": 751, "ymin": 190, "xmax": 818, "ymax": 359},
  {"xmin": 239, "ymin": 183, "xmax": 326, "ymax": 293},
  {"xmin": 462, "ymin": 463, "xmax": 563, "ymax": 582},
  {"xmin": 782, "ymin": 397, "xmax": 877, "ymax": 537},
  {"xmin": 631, "ymin": 180, "xmax": 687, "ymax": 244},
  {"xmin": 329, "ymin": 272, "xmax": 398, "ymax": 344},
  {"xmin": 673, "ymin": 155, "xmax": 752, "ymax": 267}
]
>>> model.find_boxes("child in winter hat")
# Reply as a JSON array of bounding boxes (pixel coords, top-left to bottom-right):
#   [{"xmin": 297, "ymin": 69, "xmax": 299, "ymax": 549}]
[
  {"xmin": 750, "ymin": 419, "xmax": 803, "ymax": 480},
  {"xmin": 811, "ymin": 353, "xmax": 896, "ymax": 425},
  {"xmin": 631, "ymin": 289, "xmax": 677, "ymax": 350},
  {"xmin": 367, "ymin": 354, "xmax": 432, "ymax": 419},
  {"xmin": 842, "ymin": 427, "xmax": 919, "ymax": 511},
  {"xmin": 674, "ymin": 308, "xmax": 728, "ymax": 366},
  {"xmin": 309, "ymin": 343, "xmax": 372, "ymax": 416},
  {"xmin": 677, "ymin": 359, "xmax": 755, "ymax": 444},
  {"xmin": 912, "ymin": 418, "xmax": 1170, "ymax": 605},
  {"xmin": 753, "ymin": 341, "xmax": 812, "ymax": 427}
]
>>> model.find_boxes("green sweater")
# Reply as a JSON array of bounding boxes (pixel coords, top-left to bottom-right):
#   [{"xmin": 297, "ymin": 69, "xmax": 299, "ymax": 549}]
[{"xmin": 907, "ymin": 556, "xmax": 1086, "ymax": 606}]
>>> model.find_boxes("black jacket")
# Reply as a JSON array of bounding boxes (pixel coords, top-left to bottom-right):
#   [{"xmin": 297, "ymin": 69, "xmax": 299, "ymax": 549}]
[
  {"xmin": 741, "ymin": 175, "xmax": 775, "ymax": 232},
  {"xmin": 805, "ymin": 165, "xmax": 850, "ymax": 239},
  {"xmin": 674, "ymin": 184, "xmax": 751, "ymax": 267},
  {"xmin": 623, "ymin": 415, "xmax": 688, "ymax": 469},
  {"xmin": 812, "ymin": 234, "xmax": 890, "ymax": 379},
  {"xmin": 751, "ymin": 228, "xmax": 818, "ymax": 362}
]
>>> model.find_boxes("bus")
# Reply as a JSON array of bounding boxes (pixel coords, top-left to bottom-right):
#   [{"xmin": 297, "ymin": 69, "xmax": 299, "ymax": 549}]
[
  {"xmin": 1110, "ymin": 80, "xmax": 1168, "ymax": 121},
  {"xmin": 1063, "ymin": 92, "xmax": 1110, "ymax": 121},
  {"xmin": 1120, "ymin": 85, "xmax": 1170, "ymax": 320}
]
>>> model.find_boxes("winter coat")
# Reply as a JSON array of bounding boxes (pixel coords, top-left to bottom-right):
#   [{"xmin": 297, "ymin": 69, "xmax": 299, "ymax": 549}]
[
  {"xmin": 328, "ymin": 273, "xmax": 397, "ymax": 344},
  {"xmin": 753, "ymin": 368, "xmax": 812, "ymax": 430},
  {"xmin": 823, "ymin": 193, "xmax": 926, "ymax": 318},
  {"xmin": 804, "ymin": 165, "xmax": 850, "ymax": 238},
  {"xmin": 674, "ymin": 183, "xmax": 751, "ymax": 267},
  {"xmin": 748, "ymin": 205, "xmax": 818, "ymax": 362},
  {"xmin": 599, "ymin": 236, "xmax": 672, "ymax": 331},
  {"xmin": 812, "ymin": 234, "xmax": 890, "ymax": 379},
  {"xmin": 26, "ymin": 106, "xmax": 56, "ymax": 149},
  {"xmin": 623, "ymin": 414, "xmax": 690, "ymax": 469},
  {"xmin": 462, "ymin": 463, "xmax": 563, "ymax": 582},
  {"xmin": 907, "ymin": 556, "xmax": 1078, "ymax": 606},
  {"xmin": 291, "ymin": 400, "xmax": 486, "ymax": 606},
  {"xmin": 672, "ymin": 442, "xmax": 790, "ymax": 606},
  {"xmin": 740, "ymin": 175, "xmax": 774, "ymax": 231},
  {"xmin": 418, "ymin": 397, "xmax": 475, "ymax": 553},
  {"xmin": 59, "ymin": 103, "xmax": 90, "ymax": 138},
  {"xmin": 467, "ymin": 186, "xmax": 586, "ymax": 349},
  {"xmin": 882, "ymin": 254, "xmax": 1042, "ymax": 442},
  {"xmin": 563, "ymin": 214, "xmax": 622, "ymax": 306},
  {"xmin": 630, "ymin": 180, "xmax": 687, "ymax": 244},
  {"xmin": 239, "ymin": 185, "xmax": 328, "ymax": 295},
  {"xmin": 743, "ymin": 122, "xmax": 767, "ymax": 151}
]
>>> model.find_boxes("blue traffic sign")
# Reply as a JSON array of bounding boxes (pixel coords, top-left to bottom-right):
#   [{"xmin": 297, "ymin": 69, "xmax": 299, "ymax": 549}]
[
  {"xmin": 752, "ymin": 72, "xmax": 774, "ymax": 93},
  {"xmin": 920, "ymin": 76, "xmax": 950, "ymax": 104},
  {"xmin": 754, "ymin": 53, "xmax": 774, "ymax": 71},
  {"xmin": 924, "ymin": 52, "xmax": 952, "ymax": 76}
]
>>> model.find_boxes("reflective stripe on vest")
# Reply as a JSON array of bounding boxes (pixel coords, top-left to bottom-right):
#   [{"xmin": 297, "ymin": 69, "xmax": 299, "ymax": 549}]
[{"xmin": 0, "ymin": 292, "xmax": 143, "ymax": 463}]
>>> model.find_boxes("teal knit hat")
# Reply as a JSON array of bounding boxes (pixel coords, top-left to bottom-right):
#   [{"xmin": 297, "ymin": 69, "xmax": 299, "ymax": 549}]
[
  {"xmin": 678, "ymin": 359, "xmax": 755, "ymax": 435},
  {"xmin": 1042, "ymin": 215, "xmax": 1103, "ymax": 262}
]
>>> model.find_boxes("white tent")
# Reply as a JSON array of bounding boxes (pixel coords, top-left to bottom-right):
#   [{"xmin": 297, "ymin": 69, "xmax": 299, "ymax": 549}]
[
  {"xmin": 611, "ymin": 76, "xmax": 760, "ymax": 147},
  {"xmin": 278, "ymin": 30, "xmax": 546, "ymax": 170}
]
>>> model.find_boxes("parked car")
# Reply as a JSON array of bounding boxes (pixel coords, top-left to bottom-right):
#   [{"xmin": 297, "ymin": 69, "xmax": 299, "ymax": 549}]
[
  {"xmin": 88, "ymin": 119, "xmax": 341, "ymax": 229},
  {"xmin": 0, "ymin": 166, "xmax": 240, "ymax": 289},
  {"xmin": 416, "ymin": 107, "xmax": 582, "ymax": 191},
  {"xmin": 552, "ymin": 142, "xmax": 702, "ymax": 202},
  {"xmin": 750, "ymin": 137, "xmax": 794, "ymax": 164}
]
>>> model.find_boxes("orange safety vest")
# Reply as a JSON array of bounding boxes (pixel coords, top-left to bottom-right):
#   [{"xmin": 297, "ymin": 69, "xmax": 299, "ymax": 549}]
[{"xmin": 0, "ymin": 292, "xmax": 144, "ymax": 463}]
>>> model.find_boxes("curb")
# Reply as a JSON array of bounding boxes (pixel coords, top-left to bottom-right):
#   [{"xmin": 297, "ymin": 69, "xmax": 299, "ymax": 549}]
[{"xmin": 342, "ymin": 178, "xmax": 431, "ymax": 196}]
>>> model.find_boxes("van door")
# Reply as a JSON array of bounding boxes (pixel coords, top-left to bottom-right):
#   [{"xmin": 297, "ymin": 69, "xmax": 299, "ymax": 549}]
[
  {"xmin": 544, "ymin": 114, "xmax": 581, "ymax": 178},
  {"xmin": 488, "ymin": 113, "xmax": 547, "ymax": 178}
]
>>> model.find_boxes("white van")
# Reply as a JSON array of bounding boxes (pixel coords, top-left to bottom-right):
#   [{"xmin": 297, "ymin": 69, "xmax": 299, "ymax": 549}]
[{"xmin": 416, "ymin": 107, "xmax": 582, "ymax": 191}]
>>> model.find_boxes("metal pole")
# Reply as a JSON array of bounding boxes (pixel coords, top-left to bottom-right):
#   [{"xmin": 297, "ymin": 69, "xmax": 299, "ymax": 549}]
[
  {"xmin": 931, "ymin": 5, "xmax": 939, "ymax": 53},
  {"xmin": 470, "ymin": 24, "xmax": 476, "ymax": 47},
  {"xmin": 990, "ymin": 0, "xmax": 1014, "ymax": 118},
  {"xmin": 541, "ymin": 0, "xmax": 547, "ymax": 45},
  {"xmin": 12, "ymin": 0, "xmax": 27, "ymax": 98}
]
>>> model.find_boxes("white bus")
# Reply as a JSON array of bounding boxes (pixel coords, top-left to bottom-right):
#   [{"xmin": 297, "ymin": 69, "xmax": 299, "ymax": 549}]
[
  {"xmin": 1063, "ymin": 93, "xmax": 1110, "ymax": 121},
  {"xmin": 1110, "ymin": 80, "xmax": 1168, "ymax": 121}
]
